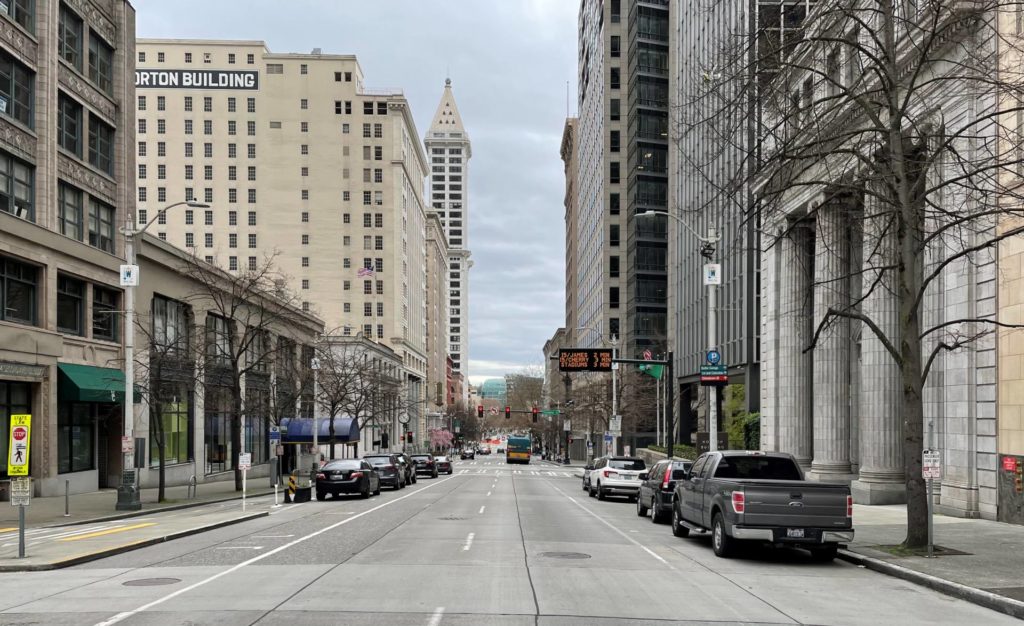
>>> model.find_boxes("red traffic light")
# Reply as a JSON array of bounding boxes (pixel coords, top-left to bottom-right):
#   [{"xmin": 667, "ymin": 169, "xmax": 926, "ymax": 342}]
[
  {"xmin": 504, "ymin": 406, "xmax": 511, "ymax": 419},
  {"xmin": 477, "ymin": 405, "xmax": 484, "ymax": 418},
  {"xmin": 532, "ymin": 407, "xmax": 539, "ymax": 422}
]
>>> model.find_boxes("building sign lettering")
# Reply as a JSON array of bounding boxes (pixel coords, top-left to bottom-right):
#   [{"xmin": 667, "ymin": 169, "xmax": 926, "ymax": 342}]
[{"xmin": 135, "ymin": 70, "xmax": 259, "ymax": 90}]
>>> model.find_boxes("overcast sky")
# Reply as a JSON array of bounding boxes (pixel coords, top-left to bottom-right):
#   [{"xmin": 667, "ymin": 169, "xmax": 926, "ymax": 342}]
[{"xmin": 137, "ymin": 1, "xmax": 578, "ymax": 386}]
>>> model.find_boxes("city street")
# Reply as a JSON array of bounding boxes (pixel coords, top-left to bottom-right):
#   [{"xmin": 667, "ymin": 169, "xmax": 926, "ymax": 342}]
[{"xmin": 0, "ymin": 459, "xmax": 1014, "ymax": 626}]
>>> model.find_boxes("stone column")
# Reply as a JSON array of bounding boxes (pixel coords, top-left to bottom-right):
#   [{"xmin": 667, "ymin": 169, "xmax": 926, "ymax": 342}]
[
  {"xmin": 775, "ymin": 226, "xmax": 813, "ymax": 466},
  {"xmin": 810, "ymin": 202, "xmax": 854, "ymax": 479},
  {"xmin": 852, "ymin": 190, "xmax": 906, "ymax": 503}
]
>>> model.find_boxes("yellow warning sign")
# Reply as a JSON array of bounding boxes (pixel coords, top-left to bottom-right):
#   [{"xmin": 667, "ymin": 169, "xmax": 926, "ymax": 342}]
[{"xmin": 7, "ymin": 414, "xmax": 31, "ymax": 476}]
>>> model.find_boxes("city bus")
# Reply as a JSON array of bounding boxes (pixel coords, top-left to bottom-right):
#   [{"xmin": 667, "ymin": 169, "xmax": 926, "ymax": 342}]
[{"xmin": 506, "ymin": 435, "xmax": 532, "ymax": 464}]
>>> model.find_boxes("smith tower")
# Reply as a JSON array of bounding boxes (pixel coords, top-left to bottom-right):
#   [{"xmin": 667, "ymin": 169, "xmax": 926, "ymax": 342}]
[{"xmin": 424, "ymin": 79, "xmax": 472, "ymax": 375}]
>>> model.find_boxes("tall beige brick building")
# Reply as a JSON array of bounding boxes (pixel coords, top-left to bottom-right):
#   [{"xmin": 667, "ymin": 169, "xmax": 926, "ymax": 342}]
[{"xmin": 134, "ymin": 40, "xmax": 433, "ymax": 433}]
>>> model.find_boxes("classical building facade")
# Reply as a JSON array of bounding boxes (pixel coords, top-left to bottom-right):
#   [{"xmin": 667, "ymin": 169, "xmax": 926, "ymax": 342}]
[
  {"xmin": 0, "ymin": 0, "xmax": 136, "ymax": 497},
  {"xmin": 425, "ymin": 213, "xmax": 449, "ymax": 418},
  {"xmin": 134, "ymin": 39, "xmax": 431, "ymax": 433},
  {"xmin": 423, "ymin": 79, "xmax": 471, "ymax": 376}
]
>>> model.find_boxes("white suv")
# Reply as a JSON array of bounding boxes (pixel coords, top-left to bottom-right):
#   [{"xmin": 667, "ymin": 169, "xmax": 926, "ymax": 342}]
[{"xmin": 588, "ymin": 456, "xmax": 647, "ymax": 501}]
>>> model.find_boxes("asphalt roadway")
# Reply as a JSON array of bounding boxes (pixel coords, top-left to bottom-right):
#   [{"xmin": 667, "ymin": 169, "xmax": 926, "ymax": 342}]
[{"xmin": 0, "ymin": 458, "xmax": 1015, "ymax": 625}]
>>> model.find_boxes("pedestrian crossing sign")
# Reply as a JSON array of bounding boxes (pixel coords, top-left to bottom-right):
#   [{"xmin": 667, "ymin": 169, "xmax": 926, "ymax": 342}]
[{"xmin": 7, "ymin": 414, "xmax": 31, "ymax": 476}]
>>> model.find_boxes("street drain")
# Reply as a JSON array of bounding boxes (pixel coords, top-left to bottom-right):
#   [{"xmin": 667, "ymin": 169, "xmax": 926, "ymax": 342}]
[
  {"xmin": 540, "ymin": 551, "xmax": 591, "ymax": 560},
  {"xmin": 122, "ymin": 578, "xmax": 181, "ymax": 587},
  {"xmin": 439, "ymin": 516, "xmax": 468, "ymax": 521}
]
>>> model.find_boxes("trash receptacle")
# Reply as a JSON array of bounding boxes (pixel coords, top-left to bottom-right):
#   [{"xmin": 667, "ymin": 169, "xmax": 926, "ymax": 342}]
[{"xmin": 293, "ymin": 486, "xmax": 311, "ymax": 503}]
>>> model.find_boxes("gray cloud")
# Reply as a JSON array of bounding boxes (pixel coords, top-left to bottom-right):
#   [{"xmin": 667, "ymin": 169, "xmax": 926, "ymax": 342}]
[{"xmin": 136, "ymin": 1, "xmax": 577, "ymax": 384}]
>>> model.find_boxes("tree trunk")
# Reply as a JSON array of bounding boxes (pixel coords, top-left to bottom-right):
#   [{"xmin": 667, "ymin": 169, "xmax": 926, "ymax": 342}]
[
  {"xmin": 329, "ymin": 415, "xmax": 336, "ymax": 460},
  {"xmin": 232, "ymin": 384, "xmax": 243, "ymax": 491},
  {"xmin": 154, "ymin": 403, "xmax": 166, "ymax": 503}
]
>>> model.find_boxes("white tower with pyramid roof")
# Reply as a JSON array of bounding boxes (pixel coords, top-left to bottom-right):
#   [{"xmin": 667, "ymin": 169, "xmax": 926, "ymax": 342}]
[{"xmin": 425, "ymin": 79, "xmax": 472, "ymax": 377}]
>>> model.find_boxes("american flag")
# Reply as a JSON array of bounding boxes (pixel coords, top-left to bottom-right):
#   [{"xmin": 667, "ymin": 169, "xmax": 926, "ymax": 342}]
[{"xmin": 357, "ymin": 266, "xmax": 375, "ymax": 277}]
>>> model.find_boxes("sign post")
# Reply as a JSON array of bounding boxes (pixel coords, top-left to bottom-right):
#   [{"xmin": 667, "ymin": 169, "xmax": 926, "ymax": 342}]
[
  {"xmin": 7, "ymin": 415, "xmax": 32, "ymax": 559},
  {"xmin": 10, "ymin": 477, "xmax": 30, "ymax": 558},
  {"xmin": 922, "ymin": 448, "xmax": 941, "ymax": 557},
  {"xmin": 239, "ymin": 452, "xmax": 252, "ymax": 511}
]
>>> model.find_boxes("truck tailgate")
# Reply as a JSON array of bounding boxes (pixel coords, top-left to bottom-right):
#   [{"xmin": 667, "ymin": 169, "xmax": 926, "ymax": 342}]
[{"xmin": 740, "ymin": 481, "xmax": 851, "ymax": 528}]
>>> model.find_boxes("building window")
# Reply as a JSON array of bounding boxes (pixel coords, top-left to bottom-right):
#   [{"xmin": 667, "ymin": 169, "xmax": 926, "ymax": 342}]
[
  {"xmin": 228, "ymin": 166, "xmax": 237, "ymax": 181},
  {"xmin": 227, "ymin": 97, "xmax": 235, "ymax": 113},
  {"xmin": 204, "ymin": 119, "xmax": 212, "ymax": 135},
  {"xmin": 610, "ymin": 193, "xmax": 620, "ymax": 214},
  {"xmin": 228, "ymin": 144, "xmax": 236, "ymax": 158},
  {"xmin": 302, "ymin": 234, "xmax": 309, "ymax": 245},
  {"xmin": 88, "ymin": 117, "xmax": 115, "ymax": 175},
  {"xmin": 185, "ymin": 52, "xmax": 192, "ymax": 63},
  {"xmin": 228, "ymin": 120, "xmax": 236, "ymax": 135},
  {"xmin": 205, "ymin": 233, "xmax": 213, "ymax": 247},
  {"xmin": 205, "ymin": 143, "xmax": 213, "ymax": 158},
  {"xmin": 204, "ymin": 165, "xmax": 213, "ymax": 180},
  {"xmin": 248, "ymin": 256, "xmax": 257, "ymax": 270},
  {"xmin": 610, "ymin": 35, "xmax": 620, "ymax": 57},
  {"xmin": 138, "ymin": 118, "xmax": 146, "ymax": 134},
  {"xmin": 58, "ymin": 183, "xmax": 83, "ymax": 240},
  {"xmin": 229, "ymin": 256, "xmax": 238, "ymax": 271},
  {"xmin": 57, "ymin": 94, "xmax": 82, "ymax": 156},
  {"xmin": 92, "ymin": 286, "xmax": 118, "ymax": 341},
  {"xmin": 0, "ymin": 255, "xmax": 36, "ymax": 325},
  {"xmin": 87, "ymin": 33, "xmax": 113, "ymax": 93},
  {"xmin": 364, "ymin": 303, "xmax": 372, "ymax": 317},
  {"xmin": 0, "ymin": 151, "xmax": 34, "ymax": 221},
  {"xmin": 610, "ymin": 130, "xmax": 620, "ymax": 152},
  {"xmin": 228, "ymin": 210, "xmax": 236, "ymax": 225},
  {"xmin": 58, "ymin": 4, "xmax": 83, "ymax": 70},
  {"xmin": 301, "ymin": 121, "xmax": 309, "ymax": 133},
  {"xmin": 247, "ymin": 120, "xmax": 255, "ymax": 136},
  {"xmin": 247, "ymin": 97, "xmax": 255, "ymax": 113},
  {"xmin": 158, "ymin": 51, "xmax": 164, "ymax": 62},
  {"xmin": 203, "ymin": 96, "xmax": 212, "ymax": 112},
  {"xmin": 610, "ymin": 224, "xmax": 620, "ymax": 246},
  {"xmin": 158, "ymin": 141, "xmax": 166, "ymax": 157},
  {"xmin": 205, "ymin": 210, "xmax": 213, "ymax": 225},
  {"xmin": 609, "ymin": 286, "xmax": 620, "ymax": 309},
  {"xmin": 229, "ymin": 233, "xmax": 238, "ymax": 249},
  {"xmin": 157, "ymin": 118, "xmax": 166, "ymax": 134},
  {"xmin": 87, "ymin": 199, "xmax": 114, "ymax": 253},
  {"xmin": 374, "ymin": 146, "xmax": 382, "ymax": 160},
  {"xmin": 3, "ymin": 0, "xmax": 34, "ymax": 32},
  {"xmin": 184, "ymin": 96, "xmax": 193, "ymax": 111},
  {"xmin": 248, "ymin": 233, "xmax": 256, "ymax": 248},
  {"xmin": 229, "ymin": 53, "xmax": 236, "ymax": 64},
  {"xmin": 185, "ymin": 165, "xmax": 193, "ymax": 180},
  {"xmin": 185, "ymin": 142, "xmax": 193, "ymax": 157},
  {"xmin": 138, "ymin": 95, "xmax": 146, "ymax": 111},
  {"xmin": 374, "ymin": 236, "xmax": 383, "ymax": 250},
  {"xmin": 58, "ymin": 403, "xmax": 95, "ymax": 474},
  {"xmin": 248, "ymin": 189, "xmax": 256, "ymax": 204},
  {"xmin": 610, "ymin": 161, "xmax": 620, "ymax": 184},
  {"xmin": 248, "ymin": 211, "xmax": 256, "ymax": 226},
  {"xmin": 247, "ymin": 53, "xmax": 255, "ymax": 64},
  {"xmin": 301, "ymin": 211, "xmax": 309, "ymax": 222},
  {"xmin": 248, "ymin": 144, "xmax": 256, "ymax": 159},
  {"xmin": 363, "ymin": 280, "xmax": 372, "ymax": 294},
  {"xmin": 300, "ymin": 63, "xmax": 308, "ymax": 75},
  {"xmin": 228, "ymin": 188, "xmax": 237, "ymax": 203},
  {"xmin": 611, "ymin": 0, "xmax": 621, "ymax": 21},
  {"xmin": 610, "ymin": 255, "xmax": 620, "ymax": 278},
  {"xmin": 302, "ymin": 257, "xmax": 309, "ymax": 267},
  {"xmin": 185, "ymin": 119, "xmax": 193, "ymax": 135},
  {"xmin": 185, "ymin": 232, "xmax": 194, "ymax": 247},
  {"xmin": 56, "ymin": 274, "xmax": 84, "ymax": 335},
  {"xmin": 610, "ymin": 67, "xmax": 620, "ymax": 89}
]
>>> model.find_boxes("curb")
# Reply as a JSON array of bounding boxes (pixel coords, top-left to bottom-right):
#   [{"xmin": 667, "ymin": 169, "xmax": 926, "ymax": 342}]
[
  {"xmin": 27, "ymin": 490, "xmax": 275, "ymax": 529},
  {"xmin": 838, "ymin": 549, "xmax": 1024, "ymax": 620},
  {"xmin": 0, "ymin": 510, "xmax": 270, "ymax": 572}
]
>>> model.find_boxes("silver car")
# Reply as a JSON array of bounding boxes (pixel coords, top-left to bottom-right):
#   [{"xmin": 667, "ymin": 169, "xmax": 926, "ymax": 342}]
[{"xmin": 587, "ymin": 456, "xmax": 646, "ymax": 501}]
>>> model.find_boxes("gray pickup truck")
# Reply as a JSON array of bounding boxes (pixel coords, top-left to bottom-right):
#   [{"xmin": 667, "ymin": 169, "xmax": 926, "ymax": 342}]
[{"xmin": 671, "ymin": 450, "xmax": 853, "ymax": 561}]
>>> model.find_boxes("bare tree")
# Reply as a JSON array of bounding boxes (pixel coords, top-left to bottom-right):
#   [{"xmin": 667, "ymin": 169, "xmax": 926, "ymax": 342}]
[
  {"xmin": 181, "ymin": 252, "xmax": 314, "ymax": 491},
  {"xmin": 682, "ymin": 0, "xmax": 1024, "ymax": 546}
]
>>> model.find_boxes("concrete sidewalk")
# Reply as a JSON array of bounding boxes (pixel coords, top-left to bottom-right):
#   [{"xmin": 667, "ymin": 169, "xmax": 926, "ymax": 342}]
[
  {"xmin": 0, "ymin": 478, "xmax": 274, "ymax": 529},
  {"xmin": 842, "ymin": 504, "xmax": 1024, "ymax": 619}
]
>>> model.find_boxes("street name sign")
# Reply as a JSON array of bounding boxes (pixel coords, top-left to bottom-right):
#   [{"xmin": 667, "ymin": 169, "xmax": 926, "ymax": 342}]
[
  {"xmin": 541, "ymin": 409, "xmax": 561, "ymax": 416},
  {"xmin": 700, "ymin": 365, "xmax": 728, "ymax": 385},
  {"xmin": 7, "ymin": 414, "xmax": 31, "ymax": 476},
  {"xmin": 922, "ymin": 450, "xmax": 941, "ymax": 480},
  {"xmin": 558, "ymin": 348, "xmax": 613, "ymax": 372}
]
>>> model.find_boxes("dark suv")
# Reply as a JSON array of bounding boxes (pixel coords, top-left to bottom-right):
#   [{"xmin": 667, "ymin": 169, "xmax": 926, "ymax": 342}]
[
  {"xmin": 636, "ymin": 459, "xmax": 692, "ymax": 523},
  {"xmin": 363, "ymin": 454, "xmax": 405, "ymax": 490},
  {"xmin": 410, "ymin": 454, "xmax": 439, "ymax": 478},
  {"xmin": 396, "ymin": 452, "xmax": 417, "ymax": 485}
]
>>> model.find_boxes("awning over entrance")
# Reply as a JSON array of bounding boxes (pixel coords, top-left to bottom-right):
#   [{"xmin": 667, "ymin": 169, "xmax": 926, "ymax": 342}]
[
  {"xmin": 280, "ymin": 417, "xmax": 360, "ymax": 444},
  {"xmin": 57, "ymin": 363, "xmax": 127, "ymax": 404}
]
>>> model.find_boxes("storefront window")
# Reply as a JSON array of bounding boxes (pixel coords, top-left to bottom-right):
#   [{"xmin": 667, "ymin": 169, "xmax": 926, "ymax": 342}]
[
  {"xmin": 149, "ymin": 386, "xmax": 191, "ymax": 466},
  {"xmin": 0, "ymin": 381, "xmax": 31, "ymax": 477},
  {"xmin": 205, "ymin": 386, "xmax": 233, "ymax": 474},
  {"xmin": 58, "ymin": 403, "xmax": 94, "ymax": 473},
  {"xmin": 246, "ymin": 388, "xmax": 269, "ymax": 465}
]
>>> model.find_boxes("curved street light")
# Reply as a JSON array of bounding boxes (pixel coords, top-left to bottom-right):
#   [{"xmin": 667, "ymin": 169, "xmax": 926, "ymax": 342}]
[{"xmin": 116, "ymin": 200, "xmax": 210, "ymax": 511}]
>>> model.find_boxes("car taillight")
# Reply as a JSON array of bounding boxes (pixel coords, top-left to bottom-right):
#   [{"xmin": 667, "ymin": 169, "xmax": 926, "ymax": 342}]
[
  {"xmin": 387, "ymin": 465, "xmax": 397, "ymax": 472},
  {"xmin": 351, "ymin": 472, "xmax": 363, "ymax": 479},
  {"xmin": 847, "ymin": 495, "xmax": 853, "ymax": 518},
  {"xmin": 316, "ymin": 473, "xmax": 325, "ymax": 480},
  {"xmin": 662, "ymin": 468, "xmax": 672, "ymax": 490},
  {"xmin": 602, "ymin": 470, "xmax": 610, "ymax": 478},
  {"xmin": 731, "ymin": 490, "xmax": 745, "ymax": 514}
]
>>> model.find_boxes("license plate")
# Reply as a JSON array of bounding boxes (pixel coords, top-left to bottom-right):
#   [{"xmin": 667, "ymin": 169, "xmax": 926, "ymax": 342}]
[
  {"xmin": 621, "ymin": 475, "xmax": 633, "ymax": 480},
  {"xmin": 787, "ymin": 528, "xmax": 805, "ymax": 538}
]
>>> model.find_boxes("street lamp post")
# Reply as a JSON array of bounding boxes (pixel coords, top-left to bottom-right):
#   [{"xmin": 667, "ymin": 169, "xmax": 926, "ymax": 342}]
[
  {"xmin": 117, "ymin": 200, "xmax": 210, "ymax": 511},
  {"xmin": 638, "ymin": 210, "xmax": 721, "ymax": 452}
]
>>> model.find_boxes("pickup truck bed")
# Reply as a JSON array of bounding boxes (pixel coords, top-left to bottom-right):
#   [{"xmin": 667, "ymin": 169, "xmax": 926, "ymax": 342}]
[{"xmin": 671, "ymin": 451, "xmax": 854, "ymax": 560}]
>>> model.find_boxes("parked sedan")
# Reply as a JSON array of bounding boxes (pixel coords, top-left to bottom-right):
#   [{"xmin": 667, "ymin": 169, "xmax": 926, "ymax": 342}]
[
  {"xmin": 396, "ymin": 452, "xmax": 417, "ymax": 485},
  {"xmin": 435, "ymin": 456, "xmax": 453, "ymax": 474},
  {"xmin": 363, "ymin": 454, "xmax": 405, "ymax": 490},
  {"xmin": 315, "ymin": 459, "xmax": 381, "ymax": 500},
  {"xmin": 637, "ymin": 458, "xmax": 692, "ymax": 523},
  {"xmin": 410, "ymin": 454, "xmax": 439, "ymax": 478}
]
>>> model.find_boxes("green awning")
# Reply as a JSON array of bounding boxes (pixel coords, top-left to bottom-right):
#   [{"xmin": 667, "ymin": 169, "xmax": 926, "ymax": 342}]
[{"xmin": 58, "ymin": 363, "xmax": 127, "ymax": 404}]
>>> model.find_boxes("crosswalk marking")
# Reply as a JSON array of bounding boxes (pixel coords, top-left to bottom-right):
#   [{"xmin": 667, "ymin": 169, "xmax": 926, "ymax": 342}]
[{"xmin": 60, "ymin": 522, "xmax": 156, "ymax": 542}]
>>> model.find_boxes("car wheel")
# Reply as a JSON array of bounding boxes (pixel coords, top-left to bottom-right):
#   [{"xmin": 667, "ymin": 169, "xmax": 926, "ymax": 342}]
[
  {"xmin": 361, "ymin": 485, "xmax": 371, "ymax": 499},
  {"xmin": 671, "ymin": 503, "xmax": 690, "ymax": 538},
  {"xmin": 316, "ymin": 491, "xmax": 326, "ymax": 501},
  {"xmin": 652, "ymin": 504, "xmax": 668, "ymax": 524},
  {"xmin": 582, "ymin": 478, "xmax": 588, "ymax": 491},
  {"xmin": 588, "ymin": 482, "xmax": 596, "ymax": 498},
  {"xmin": 636, "ymin": 495, "xmax": 649, "ymax": 517},
  {"xmin": 374, "ymin": 483, "xmax": 381, "ymax": 496},
  {"xmin": 432, "ymin": 471, "xmax": 438, "ymax": 478},
  {"xmin": 809, "ymin": 545, "xmax": 838, "ymax": 563},
  {"xmin": 712, "ymin": 513, "xmax": 736, "ymax": 558},
  {"xmin": 597, "ymin": 483, "xmax": 606, "ymax": 500},
  {"xmin": 394, "ymin": 481, "xmax": 402, "ymax": 491}
]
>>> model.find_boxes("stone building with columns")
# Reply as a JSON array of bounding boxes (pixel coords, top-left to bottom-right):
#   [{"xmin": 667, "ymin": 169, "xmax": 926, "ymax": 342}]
[{"xmin": 758, "ymin": 6, "xmax": 1005, "ymax": 519}]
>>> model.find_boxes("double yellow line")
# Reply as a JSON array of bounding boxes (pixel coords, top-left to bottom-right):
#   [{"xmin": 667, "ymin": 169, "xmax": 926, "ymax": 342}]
[{"xmin": 60, "ymin": 522, "xmax": 156, "ymax": 542}]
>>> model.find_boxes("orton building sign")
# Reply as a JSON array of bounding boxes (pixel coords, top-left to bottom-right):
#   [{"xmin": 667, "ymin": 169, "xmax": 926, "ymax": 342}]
[{"xmin": 135, "ymin": 70, "xmax": 259, "ymax": 90}]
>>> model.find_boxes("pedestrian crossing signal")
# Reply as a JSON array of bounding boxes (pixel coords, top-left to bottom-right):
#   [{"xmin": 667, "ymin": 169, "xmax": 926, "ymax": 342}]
[
  {"xmin": 477, "ymin": 405, "xmax": 484, "ymax": 418},
  {"xmin": 532, "ymin": 407, "xmax": 538, "ymax": 423}
]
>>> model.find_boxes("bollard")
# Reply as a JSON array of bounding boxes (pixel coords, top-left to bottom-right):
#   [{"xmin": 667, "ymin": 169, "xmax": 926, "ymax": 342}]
[
  {"xmin": 286, "ymin": 472, "xmax": 297, "ymax": 503},
  {"xmin": 64, "ymin": 480, "xmax": 70, "ymax": 517}
]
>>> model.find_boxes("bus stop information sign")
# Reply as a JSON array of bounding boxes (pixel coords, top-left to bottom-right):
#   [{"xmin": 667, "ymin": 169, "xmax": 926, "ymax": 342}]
[{"xmin": 558, "ymin": 349, "xmax": 613, "ymax": 372}]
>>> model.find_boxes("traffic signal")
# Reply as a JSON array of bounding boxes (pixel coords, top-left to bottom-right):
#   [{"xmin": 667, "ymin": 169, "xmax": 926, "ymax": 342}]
[
  {"xmin": 477, "ymin": 405, "xmax": 484, "ymax": 418},
  {"xmin": 406, "ymin": 431, "xmax": 414, "ymax": 443},
  {"xmin": 505, "ymin": 406, "xmax": 511, "ymax": 419},
  {"xmin": 381, "ymin": 431, "xmax": 389, "ymax": 448},
  {"xmin": 532, "ymin": 407, "xmax": 539, "ymax": 423}
]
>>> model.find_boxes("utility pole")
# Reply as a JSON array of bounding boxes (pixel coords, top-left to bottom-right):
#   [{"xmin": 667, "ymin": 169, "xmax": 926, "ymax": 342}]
[{"xmin": 707, "ymin": 227, "xmax": 719, "ymax": 452}]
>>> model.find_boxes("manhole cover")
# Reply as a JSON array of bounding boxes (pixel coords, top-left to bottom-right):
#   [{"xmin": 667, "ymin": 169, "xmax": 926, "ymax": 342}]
[
  {"xmin": 122, "ymin": 578, "xmax": 181, "ymax": 587},
  {"xmin": 540, "ymin": 551, "xmax": 591, "ymax": 560}
]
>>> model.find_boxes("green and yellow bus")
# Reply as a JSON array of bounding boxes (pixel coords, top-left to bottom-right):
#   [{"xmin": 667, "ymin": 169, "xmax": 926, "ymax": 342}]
[{"xmin": 506, "ymin": 436, "xmax": 532, "ymax": 464}]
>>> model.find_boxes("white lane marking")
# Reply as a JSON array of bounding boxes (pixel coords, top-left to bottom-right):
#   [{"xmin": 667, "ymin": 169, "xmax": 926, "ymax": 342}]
[
  {"xmin": 486, "ymin": 491, "xmax": 492, "ymax": 497},
  {"xmin": 462, "ymin": 532, "xmax": 475, "ymax": 551},
  {"xmin": 93, "ymin": 476, "xmax": 456, "ymax": 626},
  {"xmin": 215, "ymin": 546, "xmax": 263, "ymax": 550},
  {"xmin": 479, "ymin": 506, "xmax": 486, "ymax": 514},
  {"xmin": 428, "ymin": 606, "xmax": 446, "ymax": 626},
  {"xmin": 550, "ymin": 483, "xmax": 674, "ymax": 569},
  {"xmin": 251, "ymin": 534, "xmax": 294, "ymax": 539}
]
